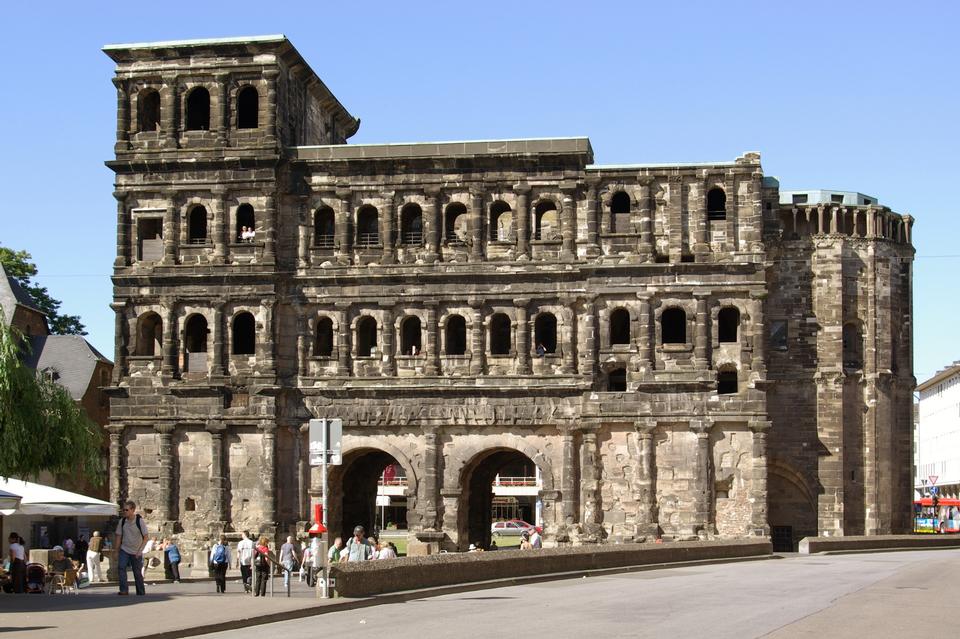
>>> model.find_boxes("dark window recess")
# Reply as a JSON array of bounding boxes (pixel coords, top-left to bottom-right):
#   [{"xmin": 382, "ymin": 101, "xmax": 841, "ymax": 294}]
[
  {"xmin": 611, "ymin": 191, "xmax": 631, "ymax": 233},
  {"xmin": 445, "ymin": 315, "xmax": 467, "ymax": 355},
  {"xmin": 534, "ymin": 200, "xmax": 558, "ymax": 240},
  {"xmin": 661, "ymin": 308, "xmax": 686, "ymax": 344},
  {"xmin": 534, "ymin": 313, "xmax": 557, "ymax": 354},
  {"xmin": 609, "ymin": 308, "xmax": 630, "ymax": 345},
  {"xmin": 770, "ymin": 320, "xmax": 788, "ymax": 351},
  {"xmin": 356, "ymin": 206, "xmax": 379, "ymax": 247},
  {"xmin": 401, "ymin": 316, "xmax": 422, "ymax": 355},
  {"xmin": 718, "ymin": 307, "xmax": 740, "ymax": 343},
  {"xmin": 490, "ymin": 314, "xmax": 511, "ymax": 355},
  {"xmin": 184, "ymin": 315, "xmax": 208, "ymax": 352},
  {"xmin": 236, "ymin": 204, "xmax": 255, "ymax": 240},
  {"xmin": 314, "ymin": 207, "xmax": 335, "ymax": 248},
  {"xmin": 607, "ymin": 368, "xmax": 627, "ymax": 392},
  {"xmin": 791, "ymin": 194, "xmax": 809, "ymax": 205},
  {"xmin": 445, "ymin": 203, "xmax": 467, "ymax": 243},
  {"xmin": 188, "ymin": 206, "xmax": 208, "ymax": 243},
  {"xmin": 138, "ymin": 90, "xmax": 161, "ymax": 132},
  {"xmin": 232, "ymin": 312, "xmax": 256, "ymax": 355},
  {"xmin": 237, "ymin": 86, "xmax": 259, "ymax": 129},
  {"xmin": 707, "ymin": 188, "xmax": 727, "ymax": 221},
  {"xmin": 315, "ymin": 317, "xmax": 334, "ymax": 357},
  {"xmin": 357, "ymin": 316, "xmax": 377, "ymax": 356},
  {"xmin": 136, "ymin": 313, "xmax": 163, "ymax": 356},
  {"xmin": 400, "ymin": 204, "xmax": 423, "ymax": 245},
  {"xmin": 490, "ymin": 201, "xmax": 512, "ymax": 241},
  {"xmin": 717, "ymin": 370, "xmax": 738, "ymax": 394},
  {"xmin": 843, "ymin": 323, "xmax": 863, "ymax": 369},
  {"xmin": 186, "ymin": 87, "xmax": 210, "ymax": 131},
  {"xmin": 831, "ymin": 194, "xmax": 844, "ymax": 204}
]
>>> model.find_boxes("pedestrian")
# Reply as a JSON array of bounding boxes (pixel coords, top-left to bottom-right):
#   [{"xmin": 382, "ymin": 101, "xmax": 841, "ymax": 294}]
[
  {"xmin": 328, "ymin": 537, "xmax": 344, "ymax": 565},
  {"xmin": 163, "ymin": 537, "xmax": 182, "ymax": 583},
  {"xmin": 210, "ymin": 534, "xmax": 230, "ymax": 593},
  {"xmin": 519, "ymin": 532, "xmax": 533, "ymax": 550},
  {"xmin": 377, "ymin": 541, "xmax": 398, "ymax": 559},
  {"xmin": 344, "ymin": 526, "xmax": 373, "ymax": 561},
  {"xmin": 237, "ymin": 531, "xmax": 255, "ymax": 593},
  {"xmin": 278, "ymin": 535, "xmax": 299, "ymax": 589},
  {"xmin": 536, "ymin": 342, "xmax": 546, "ymax": 357},
  {"xmin": 299, "ymin": 540, "xmax": 311, "ymax": 583},
  {"xmin": 529, "ymin": 527, "xmax": 542, "ymax": 549},
  {"xmin": 114, "ymin": 500, "xmax": 150, "ymax": 596},
  {"xmin": 7, "ymin": 532, "xmax": 26, "ymax": 593},
  {"xmin": 63, "ymin": 537, "xmax": 75, "ymax": 558},
  {"xmin": 76, "ymin": 535, "xmax": 88, "ymax": 563},
  {"xmin": 254, "ymin": 536, "xmax": 271, "ymax": 597},
  {"xmin": 307, "ymin": 534, "xmax": 322, "ymax": 586},
  {"xmin": 86, "ymin": 531, "xmax": 103, "ymax": 583}
]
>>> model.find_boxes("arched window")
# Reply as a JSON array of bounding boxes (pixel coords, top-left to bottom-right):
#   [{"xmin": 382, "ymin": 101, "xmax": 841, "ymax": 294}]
[
  {"xmin": 609, "ymin": 308, "xmax": 630, "ymax": 345},
  {"xmin": 185, "ymin": 87, "xmax": 210, "ymax": 131},
  {"xmin": 608, "ymin": 367, "xmax": 627, "ymax": 392},
  {"xmin": 236, "ymin": 204, "xmax": 255, "ymax": 242},
  {"xmin": 661, "ymin": 308, "xmax": 686, "ymax": 344},
  {"xmin": 717, "ymin": 368, "xmax": 738, "ymax": 394},
  {"xmin": 188, "ymin": 206, "xmax": 208, "ymax": 244},
  {"xmin": 534, "ymin": 313, "xmax": 557, "ymax": 354},
  {"xmin": 232, "ymin": 312, "xmax": 256, "ymax": 355},
  {"xmin": 490, "ymin": 313, "xmax": 511, "ymax": 355},
  {"xmin": 135, "ymin": 313, "xmax": 162, "ymax": 356},
  {"xmin": 445, "ymin": 203, "xmax": 467, "ymax": 243},
  {"xmin": 718, "ymin": 307, "xmax": 740, "ymax": 343},
  {"xmin": 357, "ymin": 316, "xmax": 377, "ymax": 356},
  {"xmin": 314, "ymin": 207, "xmax": 335, "ymax": 248},
  {"xmin": 490, "ymin": 201, "xmax": 513, "ymax": 241},
  {"xmin": 445, "ymin": 315, "xmax": 467, "ymax": 355},
  {"xmin": 237, "ymin": 86, "xmax": 259, "ymax": 129},
  {"xmin": 356, "ymin": 206, "xmax": 379, "ymax": 247},
  {"xmin": 611, "ymin": 191, "xmax": 631, "ymax": 233},
  {"xmin": 184, "ymin": 315, "xmax": 208, "ymax": 353},
  {"xmin": 401, "ymin": 316, "xmax": 422, "ymax": 355},
  {"xmin": 534, "ymin": 200, "xmax": 558, "ymax": 240},
  {"xmin": 707, "ymin": 188, "xmax": 727, "ymax": 221},
  {"xmin": 400, "ymin": 204, "xmax": 423, "ymax": 245},
  {"xmin": 315, "ymin": 317, "xmax": 334, "ymax": 357},
  {"xmin": 138, "ymin": 89, "xmax": 161, "ymax": 133},
  {"xmin": 843, "ymin": 323, "xmax": 863, "ymax": 369}
]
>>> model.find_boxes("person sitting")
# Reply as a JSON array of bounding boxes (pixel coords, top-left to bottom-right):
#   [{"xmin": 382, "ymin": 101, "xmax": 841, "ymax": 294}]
[
  {"xmin": 536, "ymin": 343, "xmax": 546, "ymax": 357},
  {"xmin": 50, "ymin": 546, "xmax": 76, "ymax": 574}
]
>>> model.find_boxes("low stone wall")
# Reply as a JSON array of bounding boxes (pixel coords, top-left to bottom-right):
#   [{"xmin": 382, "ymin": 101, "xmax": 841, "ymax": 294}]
[
  {"xmin": 331, "ymin": 539, "xmax": 771, "ymax": 598},
  {"xmin": 799, "ymin": 535, "xmax": 960, "ymax": 554}
]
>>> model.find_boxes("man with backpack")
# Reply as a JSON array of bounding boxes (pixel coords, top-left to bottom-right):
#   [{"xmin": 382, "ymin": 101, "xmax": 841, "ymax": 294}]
[
  {"xmin": 209, "ymin": 534, "xmax": 231, "ymax": 593},
  {"xmin": 113, "ymin": 500, "xmax": 150, "ymax": 596},
  {"xmin": 344, "ymin": 526, "xmax": 373, "ymax": 561}
]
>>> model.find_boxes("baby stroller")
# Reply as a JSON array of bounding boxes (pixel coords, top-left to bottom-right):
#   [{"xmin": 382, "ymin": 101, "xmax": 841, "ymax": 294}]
[{"xmin": 25, "ymin": 563, "xmax": 46, "ymax": 594}]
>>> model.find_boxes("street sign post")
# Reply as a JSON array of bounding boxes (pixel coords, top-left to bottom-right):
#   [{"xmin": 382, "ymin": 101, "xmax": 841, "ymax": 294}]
[
  {"xmin": 929, "ymin": 475, "xmax": 939, "ymax": 486},
  {"xmin": 308, "ymin": 418, "xmax": 343, "ymax": 599}
]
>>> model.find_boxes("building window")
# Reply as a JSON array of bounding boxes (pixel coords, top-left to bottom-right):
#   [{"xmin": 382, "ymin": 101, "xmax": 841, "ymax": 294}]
[
  {"xmin": 718, "ymin": 307, "xmax": 740, "ymax": 343},
  {"xmin": 138, "ymin": 89, "xmax": 161, "ymax": 132},
  {"xmin": 607, "ymin": 367, "xmax": 627, "ymax": 392},
  {"xmin": 236, "ymin": 204, "xmax": 255, "ymax": 242},
  {"xmin": 490, "ymin": 201, "xmax": 513, "ymax": 241},
  {"xmin": 185, "ymin": 87, "xmax": 210, "ymax": 131},
  {"xmin": 707, "ymin": 188, "xmax": 727, "ymax": 221},
  {"xmin": 843, "ymin": 323, "xmax": 863, "ymax": 369},
  {"xmin": 237, "ymin": 86, "xmax": 259, "ymax": 129},
  {"xmin": 135, "ymin": 313, "xmax": 162, "ymax": 356},
  {"xmin": 188, "ymin": 206, "xmax": 208, "ymax": 244},
  {"xmin": 445, "ymin": 203, "xmax": 468, "ymax": 244},
  {"xmin": 184, "ymin": 314, "xmax": 208, "ymax": 353},
  {"xmin": 611, "ymin": 191, "xmax": 631, "ymax": 233},
  {"xmin": 356, "ymin": 206, "xmax": 379, "ymax": 247},
  {"xmin": 609, "ymin": 308, "xmax": 630, "ymax": 345},
  {"xmin": 356, "ymin": 316, "xmax": 377, "ymax": 356},
  {"xmin": 770, "ymin": 320, "xmax": 787, "ymax": 351},
  {"xmin": 314, "ymin": 207, "xmax": 335, "ymax": 248},
  {"xmin": 400, "ymin": 316, "xmax": 422, "ymax": 355},
  {"xmin": 791, "ymin": 194, "xmax": 808, "ymax": 205},
  {"xmin": 445, "ymin": 315, "xmax": 467, "ymax": 355},
  {"xmin": 315, "ymin": 317, "xmax": 334, "ymax": 357},
  {"xmin": 232, "ymin": 312, "xmax": 256, "ymax": 355},
  {"xmin": 717, "ymin": 368, "xmax": 738, "ymax": 394},
  {"xmin": 534, "ymin": 313, "xmax": 557, "ymax": 354},
  {"xmin": 661, "ymin": 308, "xmax": 686, "ymax": 344},
  {"xmin": 534, "ymin": 200, "xmax": 558, "ymax": 240},
  {"xmin": 400, "ymin": 204, "xmax": 423, "ymax": 245},
  {"xmin": 831, "ymin": 194, "xmax": 844, "ymax": 204},
  {"xmin": 490, "ymin": 313, "xmax": 511, "ymax": 355}
]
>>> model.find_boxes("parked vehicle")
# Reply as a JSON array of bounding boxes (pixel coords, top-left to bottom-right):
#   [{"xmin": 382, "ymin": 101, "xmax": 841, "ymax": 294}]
[{"xmin": 491, "ymin": 520, "xmax": 536, "ymax": 537}]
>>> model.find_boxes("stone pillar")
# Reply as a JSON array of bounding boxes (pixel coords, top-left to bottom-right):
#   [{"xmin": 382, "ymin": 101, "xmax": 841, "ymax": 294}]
[
  {"xmin": 638, "ymin": 294, "xmax": 653, "ymax": 372},
  {"xmin": 108, "ymin": 426, "xmax": 124, "ymax": 505},
  {"xmin": 751, "ymin": 293, "xmax": 767, "ymax": 375},
  {"xmin": 336, "ymin": 189, "xmax": 352, "ymax": 265},
  {"xmin": 215, "ymin": 73, "xmax": 229, "ymax": 145},
  {"xmin": 161, "ymin": 302, "xmax": 177, "ymax": 377},
  {"xmin": 297, "ymin": 198, "xmax": 310, "ymax": 268},
  {"xmin": 336, "ymin": 304, "xmax": 351, "ymax": 376},
  {"xmin": 382, "ymin": 196, "xmax": 396, "ymax": 264},
  {"xmin": 581, "ymin": 297, "xmax": 596, "ymax": 378},
  {"xmin": 260, "ymin": 423, "xmax": 277, "ymax": 526},
  {"xmin": 579, "ymin": 429, "xmax": 602, "ymax": 540},
  {"xmin": 425, "ymin": 303, "xmax": 439, "ymax": 375},
  {"xmin": 297, "ymin": 314, "xmax": 308, "ymax": 378},
  {"xmin": 817, "ymin": 206, "xmax": 825, "ymax": 234},
  {"xmin": 111, "ymin": 303, "xmax": 128, "ymax": 383},
  {"xmin": 263, "ymin": 195, "xmax": 276, "ymax": 264},
  {"xmin": 155, "ymin": 423, "xmax": 176, "ymax": 525},
  {"xmin": 693, "ymin": 180, "xmax": 708, "ymax": 255},
  {"xmin": 724, "ymin": 175, "xmax": 738, "ymax": 253},
  {"xmin": 469, "ymin": 189, "xmax": 484, "ymax": 261},
  {"xmin": 295, "ymin": 425, "xmax": 309, "ymax": 522},
  {"xmin": 422, "ymin": 428, "xmax": 440, "ymax": 530},
  {"xmin": 114, "ymin": 191, "xmax": 130, "ymax": 267},
  {"xmin": 829, "ymin": 205, "xmax": 839, "ymax": 234},
  {"xmin": 560, "ymin": 430, "xmax": 579, "ymax": 531},
  {"xmin": 749, "ymin": 420, "xmax": 771, "ymax": 537},
  {"xmin": 264, "ymin": 70, "xmax": 279, "ymax": 147},
  {"xmin": 584, "ymin": 180, "xmax": 600, "ymax": 258},
  {"xmin": 208, "ymin": 423, "xmax": 228, "ymax": 526},
  {"xmin": 633, "ymin": 421, "xmax": 659, "ymax": 539},
  {"xmin": 161, "ymin": 74, "xmax": 178, "ymax": 148},
  {"xmin": 260, "ymin": 299, "xmax": 276, "ymax": 374},
  {"xmin": 381, "ymin": 305, "xmax": 396, "ymax": 376},
  {"xmin": 560, "ymin": 304, "xmax": 576, "ymax": 374},
  {"xmin": 113, "ymin": 78, "xmax": 130, "ymax": 150},
  {"xmin": 469, "ymin": 302, "xmax": 486, "ymax": 376},
  {"xmin": 515, "ymin": 185, "xmax": 530, "ymax": 259},
  {"xmin": 515, "ymin": 299, "xmax": 531, "ymax": 375},
  {"xmin": 694, "ymin": 295, "xmax": 709, "ymax": 369},
  {"xmin": 211, "ymin": 300, "xmax": 225, "ymax": 377},
  {"xmin": 423, "ymin": 187, "xmax": 441, "ymax": 262},
  {"xmin": 560, "ymin": 185, "xmax": 577, "ymax": 261},
  {"xmin": 211, "ymin": 188, "xmax": 226, "ymax": 264},
  {"xmin": 161, "ymin": 197, "xmax": 178, "ymax": 265},
  {"xmin": 667, "ymin": 176, "xmax": 683, "ymax": 262},
  {"xmin": 690, "ymin": 420, "xmax": 713, "ymax": 537},
  {"xmin": 903, "ymin": 215, "xmax": 914, "ymax": 244}
]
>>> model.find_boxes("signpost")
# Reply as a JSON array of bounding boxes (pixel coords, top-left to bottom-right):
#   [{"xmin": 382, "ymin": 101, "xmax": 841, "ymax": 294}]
[{"xmin": 309, "ymin": 418, "xmax": 342, "ymax": 599}]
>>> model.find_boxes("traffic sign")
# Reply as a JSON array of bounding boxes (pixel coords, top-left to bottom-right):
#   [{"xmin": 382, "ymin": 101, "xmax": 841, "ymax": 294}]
[
  {"xmin": 929, "ymin": 475, "xmax": 939, "ymax": 486},
  {"xmin": 309, "ymin": 418, "xmax": 343, "ymax": 466},
  {"xmin": 930, "ymin": 486, "xmax": 939, "ymax": 495}
]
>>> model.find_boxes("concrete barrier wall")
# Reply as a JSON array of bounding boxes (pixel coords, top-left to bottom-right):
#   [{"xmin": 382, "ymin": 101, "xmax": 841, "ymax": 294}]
[
  {"xmin": 799, "ymin": 535, "xmax": 960, "ymax": 554},
  {"xmin": 331, "ymin": 539, "xmax": 771, "ymax": 598}
]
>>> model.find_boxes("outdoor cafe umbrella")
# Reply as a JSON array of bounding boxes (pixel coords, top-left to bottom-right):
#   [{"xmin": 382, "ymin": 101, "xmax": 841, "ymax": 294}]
[
  {"xmin": 0, "ymin": 488, "xmax": 21, "ymax": 511},
  {"xmin": 0, "ymin": 478, "xmax": 115, "ymax": 516}
]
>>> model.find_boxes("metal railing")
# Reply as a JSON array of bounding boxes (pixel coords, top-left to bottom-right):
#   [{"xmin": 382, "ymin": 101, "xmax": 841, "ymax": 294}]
[
  {"xmin": 314, "ymin": 235, "xmax": 335, "ymax": 249},
  {"xmin": 493, "ymin": 475, "xmax": 539, "ymax": 487},
  {"xmin": 356, "ymin": 232, "xmax": 379, "ymax": 247},
  {"xmin": 400, "ymin": 231, "xmax": 423, "ymax": 245}
]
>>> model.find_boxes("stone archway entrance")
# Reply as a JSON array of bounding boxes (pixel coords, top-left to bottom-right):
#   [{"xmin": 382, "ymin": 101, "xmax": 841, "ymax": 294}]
[
  {"xmin": 460, "ymin": 449, "xmax": 541, "ymax": 551},
  {"xmin": 334, "ymin": 449, "xmax": 408, "ymax": 540},
  {"xmin": 768, "ymin": 464, "xmax": 817, "ymax": 552}
]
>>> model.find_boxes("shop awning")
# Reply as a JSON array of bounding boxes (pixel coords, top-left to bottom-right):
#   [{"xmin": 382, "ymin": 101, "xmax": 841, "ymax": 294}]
[{"xmin": 0, "ymin": 478, "xmax": 116, "ymax": 516}]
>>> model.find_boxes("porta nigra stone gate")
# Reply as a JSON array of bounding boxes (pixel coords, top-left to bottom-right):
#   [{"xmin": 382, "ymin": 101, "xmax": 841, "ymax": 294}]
[{"xmin": 103, "ymin": 36, "xmax": 915, "ymax": 554}]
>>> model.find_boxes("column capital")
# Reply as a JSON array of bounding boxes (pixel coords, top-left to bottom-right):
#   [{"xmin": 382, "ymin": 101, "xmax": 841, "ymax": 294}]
[
  {"xmin": 423, "ymin": 185, "xmax": 442, "ymax": 197},
  {"xmin": 690, "ymin": 419, "xmax": 713, "ymax": 436},
  {"xmin": 113, "ymin": 190, "xmax": 129, "ymax": 202},
  {"xmin": 513, "ymin": 183, "xmax": 531, "ymax": 195},
  {"xmin": 154, "ymin": 423, "xmax": 176, "ymax": 436},
  {"xmin": 513, "ymin": 298, "xmax": 530, "ymax": 309},
  {"xmin": 634, "ymin": 420, "xmax": 657, "ymax": 436},
  {"xmin": 205, "ymin": 422, "xmax": 226, "ymax": 435},
  {"xmin": 749, "ymin": 419, "xmax": 773, "ymax": 434},
  {"xmin": 259, "ymin": 421, "xmax": 277, "ymax": 434},
  {"xmin": 335, "ymin": 188, "xmax": 353, "ymax": 200},
  {"xmin": 107, "ymin": 424, "xmax": 125, "ymax": 437}
]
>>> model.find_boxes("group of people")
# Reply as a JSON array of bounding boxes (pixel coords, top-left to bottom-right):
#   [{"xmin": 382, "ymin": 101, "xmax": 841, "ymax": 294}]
[{"xmin": 238, "ymin": 226, "xmax": 256, "ymax": 242}]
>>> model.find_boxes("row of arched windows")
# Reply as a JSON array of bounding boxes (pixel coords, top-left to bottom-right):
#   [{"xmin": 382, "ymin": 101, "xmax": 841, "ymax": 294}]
[
  {"xmin": 136, "ymin": 85, "xmax": 259, "ymax": 133},
  {"xmin": 609, "ymin": 306, "xmax": 740, "ymax": 346},
  {"xmin": 134, "ymin": 311, "xmax": 257, "ymax": 357},
  {"xmin": 185, "ymin": 204, "xmax": 257, "ymax": 244}
]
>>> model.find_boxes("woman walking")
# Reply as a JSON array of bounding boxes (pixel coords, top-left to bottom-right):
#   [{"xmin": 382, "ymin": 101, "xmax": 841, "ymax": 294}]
[
  {"xmin": 210, "ymin": 534, "xmax": 230, "ymax": 593},
  {"xmin": 254, "ymin": 536, "xmax": 271, "ymax": 597}
]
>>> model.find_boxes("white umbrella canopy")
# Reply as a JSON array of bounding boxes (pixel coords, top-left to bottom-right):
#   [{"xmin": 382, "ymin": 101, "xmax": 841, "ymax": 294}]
[
  {"xmin": 0, "ymin": 488, "xmax": 21, "ymax": 510},
  {"xmin": 0, "ymin": 478, "xmax": 116, "ymax": 516}
]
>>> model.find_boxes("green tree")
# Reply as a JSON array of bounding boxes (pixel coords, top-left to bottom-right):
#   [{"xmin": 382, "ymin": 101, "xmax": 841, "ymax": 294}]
[
  {"xmin": 0, "ymin": 246, "xmax": 86, "ymax": 335},
  {"xmin": 0, "ymin": 310, "xmax": 102, "ymax": 481}
]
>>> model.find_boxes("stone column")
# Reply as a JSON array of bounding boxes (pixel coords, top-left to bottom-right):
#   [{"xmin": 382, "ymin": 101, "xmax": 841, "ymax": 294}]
[
  {"xmin": 693, "ymin": 180, "xmax": 708, "ymax": 255},
  {"xmin": 161, "ymin": 301, "xmax": 177, "ymax": 377},
  {"xmin": 633, "ymin": 421, "xmax": 658, "ymax": 538},
  {"xmin": 690, "ymin": 420, "xmax": 713, "ymax": 537},
  {"xmin": 295, "ymin": 424, "xmax": 309, "ymax": 522},
  {"xmin": 155, "ymin": 423, "xmax": 176, "ymax": 525},
  {"xmin": 423, "ymin": 187, "xmax": 441, "ymax": 262},
  {"xmin": 208, "ymin": 423, "xmax": 228, "ymax": 526},
  {"xmin": 422, "ymin": 428, "xmax": 440, "ymax": 530},
  {"xmin": 260, "ymin": 299, "xmax": 276, "ymax": 374},
  {"xmin": 161, "ymin": 74, "xmax": 178, "ymax": 148},
  {"xmin": 113, "ymin": 78, "xmax": 130, "ymax": 151},
  {"xmin": 161, "ymin": 197, "xmax": 178, "ymax": 265},
  {"xmin": 111, "ymin": 303, "xmax": 128, "ymax": 383},
  {"xmin": 215, "ymin": 73, "xmax": 229, "ymax": 145},
  {"xmin": 724, "ymin": 175, "xmax": 738, "ymax": 252},
  {"xmin": 580, "ymin": 429, "xmax": 602, "ymax": 540},
  {"xmin": 751, "ymin": 293, "xmax": 767, "ymax": 375},
  {"xmin": 469, "ymin": 301, "xmax": 486, "ymax": 376},
  {"xmin": 211, "ymin": 187, "xmax": 227, "ymax": 264},
  {"xmin": 560, "ymin": 185, "xmax": 577, "ymax": 261},
  {"xmin": 469, "ymin": 189, "xmax": 484, "ymax": 261},
  {"xmin": 264, "ymin": 70, "xmax": 279, "ymax": 147},
  {"xmin": 260, "ymin": 423, "xmax": 277, "ymax": 526},
  {"xmin": 668, "ymin": 176, "xmax": 683, "ymax": 262},
  {"xmin": 336, "ymin": 304, "xmax": 351, "ymax": 376},
  {"xmin": 584, "ymin": 180, "xmax": 600, "ymax": 258},
  {"xmin": 638, "ymin": 294, "xmax": 653, "ymax": 372},
  {"xmin": 382, "ymin": 196, "xmax": 396, "ymax": 264},
  {"xmin": 561, "ymin": 429, "xmax": 579, "ymax": 531},
  {"xmin": 381, "ymin": 305, "xmax": 396, "ymax": 376},
  {"xmin": 108, "ymin": 425, "xmax": 124, "ymax": 505},
  {"xmin": 515, "ymin": 184, "xmax": 531, "ymax": 259},
  {"xmin": 336, "ymin": 189, "xmax": 352, "ymax": 264},
  {"xmin": 694, "ymin": 295, "xmax": 709, "ymax": 370},
  {"xmin": 425, "ymin": 303, "xmax": 440, "ymax": 375},
  {"xmin": 297, "ymin": 198, "xmax": 310, "ymax": 268},
  {"xmin": 114, "ymin": 191, "xmax": 130, "ymax": 267},
  {"xmin": 211, "ymin": 300, "xmax": 225, "ymax": 377},
  {"xmin": 262, "ymin": 195, "xmax": 276, "ymax": 264},
  {"xmin": 581, "ymin": 297, "xmax": 597, "ymax": 378},
  {"xmin": 638, "ymin": 177, "xmax": 655, "ymax": 261},
  {"xmin": 560, "ymin": 304, "xmax": 576, "ymax": 374},
  {"xmin": 903, "ymin": 215, "xmax": 914, "ymax": 244},
  {"xmin": 515, "ymin": 299, "xmax": 531, "ymax": 375},
  {"xmin": 297, "ymin": 314, "xmax": 308, "ymax": 378},
  {"xmin": 749, "ymin": 420, "xmax": 771, "ymax": 537}
]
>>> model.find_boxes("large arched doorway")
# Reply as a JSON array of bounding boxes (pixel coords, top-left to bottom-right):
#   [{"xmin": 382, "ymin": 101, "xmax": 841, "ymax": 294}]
[
  {"xmin": 461, "ymin": 449, "xmax": 541, "ymax": 551},
  {"xmin": 335, "ymin": 449, "xmax": 408, "ymax": 541},
  {"xmin": 768, "ymin": 464, "xmax": 818, "ymax": 552}
]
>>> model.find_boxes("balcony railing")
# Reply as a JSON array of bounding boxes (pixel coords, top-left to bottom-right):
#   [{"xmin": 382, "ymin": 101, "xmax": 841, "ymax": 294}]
[
  {"xmin": 401, "ymin": 231, "xmax": 423, "ymax": 245},
  {"xmin": 314, "ymin": 235, "xmax": 335, "ymax": 249},
  {"xmin": 356, "ymin": 232, "xmax": 380, "ymax": 247},
  {"xmin": 493, "ymin": 475, "xmax": 539, "ymax": 487}
]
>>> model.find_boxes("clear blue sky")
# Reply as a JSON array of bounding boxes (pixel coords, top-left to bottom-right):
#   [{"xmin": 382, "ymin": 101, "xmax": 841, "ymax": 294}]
[{"xmin": 1, "ymin": 1, "xmax": 956, "ymax": 383}]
